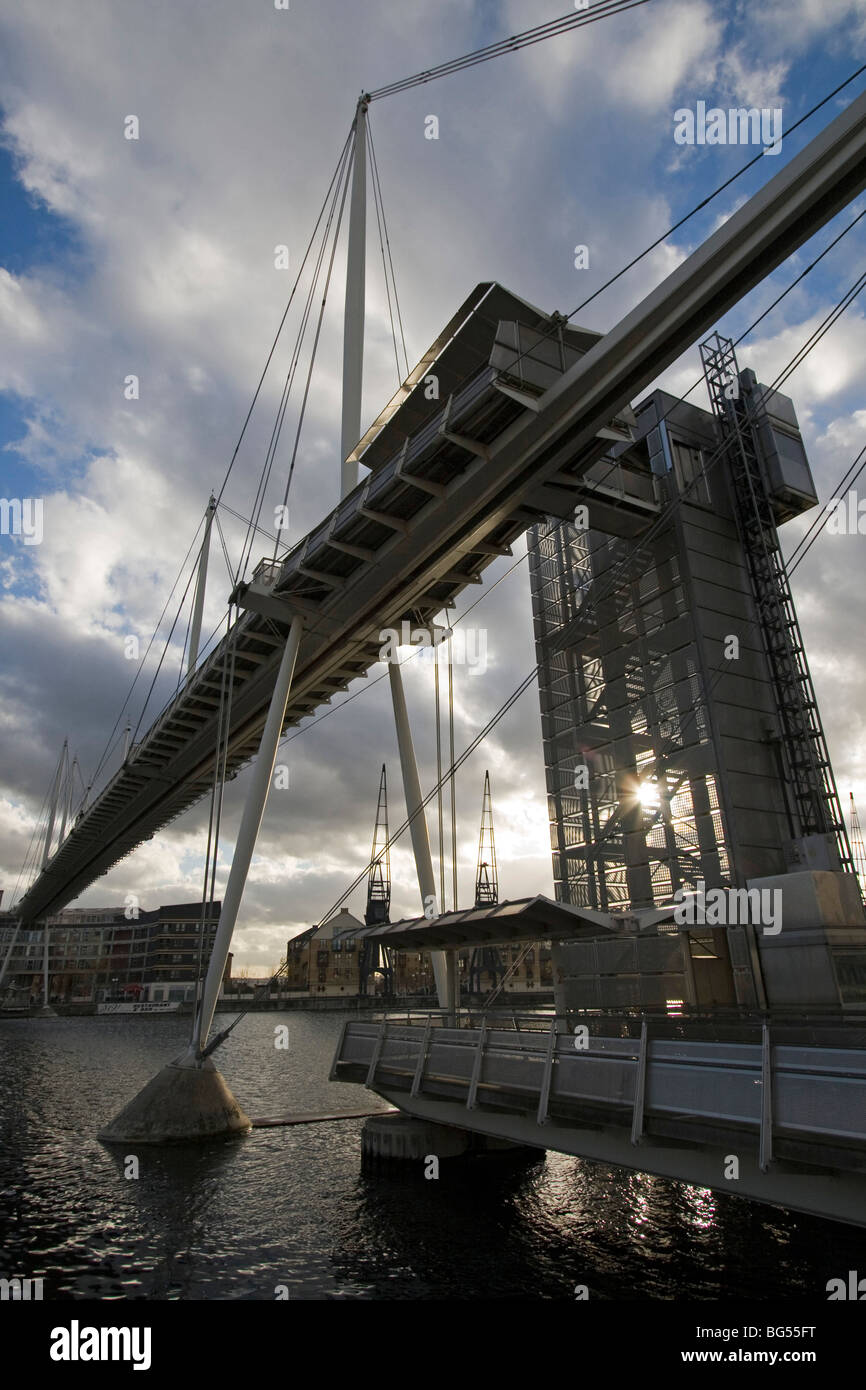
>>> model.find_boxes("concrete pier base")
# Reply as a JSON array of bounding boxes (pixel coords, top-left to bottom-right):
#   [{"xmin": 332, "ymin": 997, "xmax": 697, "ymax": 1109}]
[
  {"xmin": 98, "ymin": 1057, "xmax": 251, "ymax": 1145},
  {"xmin": 360, "ymin": 1112, "xmax": 535, "ymax": 1164}
]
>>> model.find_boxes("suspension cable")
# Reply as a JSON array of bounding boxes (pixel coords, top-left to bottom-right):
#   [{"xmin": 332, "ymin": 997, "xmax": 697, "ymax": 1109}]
[
  {"xmin": 217, "ymin": 499, "xmax": 280, "ymax": 546},
  {"xmin": 448, "ymin": 635, "xmax": 457, "ymax": 912},
  {"xmin": 176, "ymin": 575, "xmax": 196, "ymax": 694},
  {"xmin": 269, "ymin": 143, "xmax": 355, "ymax": 565},
  {"xmin": 787, "ymin": 441, "xmax": 866, "ymax": 577},
  {"xmin": 213, "ymin": 509, "xmax": 235, "ymax": 585},
  {"xmin": 78, "ymin": 124, "xmax": 360, "ymax": 814},
  {"xmin": 304, "ymin": 265, "xmax": 866, "ymax": 928},
  {"xmin": 473, "ymin": 63, "xmax": 866, "ymax": 391},
  {"xmin": 435, "ymin": 641, "xmax": 445, "ymax": 911},
  {"xmin": 89, "ymin": 516, "xmax": 205, "ymax": 787},
  {"xmin": 367, "ymin": 0, "xmax": 653, "ymax": 101},
  {"xmin": 240, "ymin": 131, "xmax": 355, "ymax": 583},
  {"xmin": 367, "ymin": 112, "xmax": 410, "ymax": 381},
  {"xmin": 215, "ymin": 125, "xmax": 354, "ymax": 512},
  {"xmin": 191, "ymin": 613, "xmax": 239, "ymax": 1047},
  {"xmin": 270, "ymin": 204, "xmax": 866, "ymax": 758},
  {"xmin": 368, "ymin": 120, "xmax": 403, "ymax": 388},
  {"xmin": 131, "ymin": 551, "xmax": 201, "ymax": 744},
  {"xmin": 71, "ymin": 61, "xmax": 866, "ymax": 826},
  {"xmin": 230, "ymin": 265, "xmax": 866, "ymax": 1017}
]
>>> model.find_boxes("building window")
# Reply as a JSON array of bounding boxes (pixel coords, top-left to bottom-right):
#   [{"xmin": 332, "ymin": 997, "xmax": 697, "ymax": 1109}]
[{"xmin": 671, "ymin": 439, "xmax": 711, "ymax": 505}]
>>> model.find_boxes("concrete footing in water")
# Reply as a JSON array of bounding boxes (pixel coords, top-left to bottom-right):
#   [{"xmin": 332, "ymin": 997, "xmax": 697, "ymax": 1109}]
[
  {"xmin": 98, "ymin": 1056, "xmax": 251, "ymax": 1145},
  {"xmin": 360, "ymin": 1111, "xmax": 537, "ymax": 1164}
]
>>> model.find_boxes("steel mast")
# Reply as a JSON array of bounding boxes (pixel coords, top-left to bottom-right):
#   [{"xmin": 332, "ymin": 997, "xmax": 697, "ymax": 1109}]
[
  {"xmin": 851, "ymin": 793, "xmax": 866, "ymax": 897},
  {"xmin": 360, "ymin": 764, "xmax": 394, "ymax": 994},
  {"xmin": 474, "ymin": 770, "xmax": 498, "ymax": 907},
  {"xmin": 39, "ymin": 740, "xmax": 67, "ymax": 1011},
  {"xmin": 469, "ymin": 770, "xmax": 503, "ymax": 993},
  {"xmin": 338, "ymin": 93, "xmax": 451, "ymax": 1011},
  {"xmin": 188, "ymin": 494, "xmax": 217, "ymax": 675}
]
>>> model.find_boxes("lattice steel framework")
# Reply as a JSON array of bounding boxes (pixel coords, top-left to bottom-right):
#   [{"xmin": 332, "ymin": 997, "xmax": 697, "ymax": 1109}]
[
  {"xmin": 699, "ymin": 333, "xmax": 853, "ymax": 873},
  {"xmin": 529, "ymin": 500, "xmax": 729, "ymax": 912},
  {"xmin": 360, "ymin": 764, "xmax": 394, "ymax": 994},
  {"xmin": 851, "ymin": 793, "xmax": 866, "ymax": 897},
  {"xmin": 468, "ymin": 770, "xmax": 504, "ymax": 992},
  {"xmin": 474, "ymin": 770, "xmax": 498, "ymax": 907}
]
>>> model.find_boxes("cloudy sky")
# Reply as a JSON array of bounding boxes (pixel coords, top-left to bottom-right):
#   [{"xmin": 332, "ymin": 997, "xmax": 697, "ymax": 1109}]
[{"xmin": 1, "ymin": 0, "xmax": 865, "ymax": 971}]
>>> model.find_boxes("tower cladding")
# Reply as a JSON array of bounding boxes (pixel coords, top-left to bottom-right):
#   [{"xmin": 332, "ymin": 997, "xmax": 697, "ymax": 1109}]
[{"xmin": 528, "ymin": 358, "xmax": 866, "ymax": 1013}]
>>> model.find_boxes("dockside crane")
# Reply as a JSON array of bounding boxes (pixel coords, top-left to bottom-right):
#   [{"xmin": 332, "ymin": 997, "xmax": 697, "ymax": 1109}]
[
  {"xmin": 468, "ymin": 771, "xmax": 504, "ymax": 994},
  {"xmin": 850, "ymin": 793, "xmax": 866, "ymax": 899},
  {"xmin": 359, "ymin": 765, "xmax": 394, "ymax": 995}
]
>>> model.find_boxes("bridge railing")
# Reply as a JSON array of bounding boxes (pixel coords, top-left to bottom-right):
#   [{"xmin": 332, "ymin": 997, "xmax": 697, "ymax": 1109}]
[
  {"xmin": 367, "ymin": 1004, "xmax": 866, "ymax": 1048},
  {"xmin": 331, "ymin": 1013, "xmax": 866, "ymax": 1174}
]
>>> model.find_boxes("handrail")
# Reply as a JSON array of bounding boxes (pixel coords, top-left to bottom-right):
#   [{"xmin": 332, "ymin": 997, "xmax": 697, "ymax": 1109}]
[
  {"xmin": 333, "ymin": 1017, "xmax": 866, "ymax": 1164},
  {"xmin": 375, "ymin": 1004, "xmax": 866, "ymax": 1025}
]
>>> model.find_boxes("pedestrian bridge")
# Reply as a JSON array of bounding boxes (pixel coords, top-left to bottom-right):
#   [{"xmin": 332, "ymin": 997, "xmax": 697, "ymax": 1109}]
[
  {"xmin": 331, "ymin": 1011, "xmax": 866, "ymax": 1228},
  {"xmin": 13, "ymin": 88, "xmax": 866, "ymax": 927}
]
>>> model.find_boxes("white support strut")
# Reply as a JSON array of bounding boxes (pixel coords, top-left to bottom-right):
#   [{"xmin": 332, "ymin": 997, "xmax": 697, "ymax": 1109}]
[
  {"xmin": 42, "ymin": 739, "xmax": 66, "ymax": 871},
  {"xmin": 188, "ymin": 495, "xmax": 217, "ymax": 676},
  {"xmin": 339, "ymin": 93, "xmax": 451, "ymax": 1011},
  {"xmin": 340, "ymin": 96, "xmax": 369, "ymax": 497},
  {"xmin": 389, "ymin": 662, "xmax": 451, "ymax": 1010},
  {"xmin": 185, "ymin": 613, "xmax": 304, "ymax": 1060}
]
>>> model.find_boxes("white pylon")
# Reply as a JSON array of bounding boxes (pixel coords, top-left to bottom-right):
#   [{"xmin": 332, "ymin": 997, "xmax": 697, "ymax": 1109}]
[
  {"xmin": 341, "ymin": 96, "xmax": 369, "ymax": 497},
  {"xmin": 338, "ymin": 95, "xmax": 451, "ymax": 1011},
  {"xmin": 41, "ymin": 739, "xmax": 67, "ymax": 870},
  {"xmin": 185, "ymin": 613, "xmax": 304, "ymax": 1060},
  {"xmin": 188, "ymin": 495, "xmax": 217, "ymax": 676},
  {"xmin": 58, "ymin": 745, "xmax": 72, "ymax": 844}
]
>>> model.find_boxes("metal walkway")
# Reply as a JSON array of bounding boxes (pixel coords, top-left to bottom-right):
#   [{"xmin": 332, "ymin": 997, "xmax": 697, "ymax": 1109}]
[{"xmin": 331, "ymin": 1013, "xmax": 866, "ymax": 1227}]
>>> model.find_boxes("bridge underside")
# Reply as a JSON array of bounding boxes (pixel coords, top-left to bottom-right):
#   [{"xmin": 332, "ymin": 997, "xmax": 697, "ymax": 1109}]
[
  {"xmin": 332, "ymin": 1017, "xmax": 866, "ymax": 1228},
  {"xmin": 374, "ymin": 1088, "xmax": 866, "ymax": 1229},
  {"xmin": 13, "ymin": 288, "xmax": 637, "ymax": 924}
]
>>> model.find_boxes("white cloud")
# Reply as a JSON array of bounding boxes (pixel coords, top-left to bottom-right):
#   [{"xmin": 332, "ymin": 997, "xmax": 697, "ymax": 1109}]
[{"xmin": 739, "ymin": 309, "xmax": 866, "ymax": 409}]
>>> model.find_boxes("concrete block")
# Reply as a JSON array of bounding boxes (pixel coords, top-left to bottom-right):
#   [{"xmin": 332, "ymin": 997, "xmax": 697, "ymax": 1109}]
[
  {"xmin": 98, "ymin": 1057, "xmax": 251, "ymax": 1144},
  {"xmin": 746, "ymin": 870, "xmax": 865, "ymax": 932}
]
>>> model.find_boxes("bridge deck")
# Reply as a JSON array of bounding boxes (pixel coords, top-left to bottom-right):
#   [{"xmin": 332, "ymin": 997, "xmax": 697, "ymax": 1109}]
[
  {"xmin": 12, "ymin": 291, "xmax": 641, "ymax": 922},
  {"xmin": 331, "ymin": 1015, "xmax": 866, "ymax": 1224}
]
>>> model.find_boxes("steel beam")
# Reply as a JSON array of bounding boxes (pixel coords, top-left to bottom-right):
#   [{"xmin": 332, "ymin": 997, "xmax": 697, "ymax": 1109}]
[
  {"xmin": 188, "ymin": 495, "xmax": 216, "ymax": 675},
  {"xmin": 341, "ymin": 96, "xmax": 368, "ymax": 494},
  {"xmin": 185, "ymin": 613, "xmax": 304, "ymax": 1057}
]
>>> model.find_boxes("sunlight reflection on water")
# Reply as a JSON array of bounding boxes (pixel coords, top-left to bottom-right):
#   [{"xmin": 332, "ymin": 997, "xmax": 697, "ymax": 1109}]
[{"xmin": 0, "ymin": 1013, "xmax": 863, "ymax": 1300}]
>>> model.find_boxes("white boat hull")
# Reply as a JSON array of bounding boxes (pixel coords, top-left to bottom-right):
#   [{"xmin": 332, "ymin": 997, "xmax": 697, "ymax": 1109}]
[{"xmin": 97, "ymin": 1001, "xmax": 181, "ymax": 1015}]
